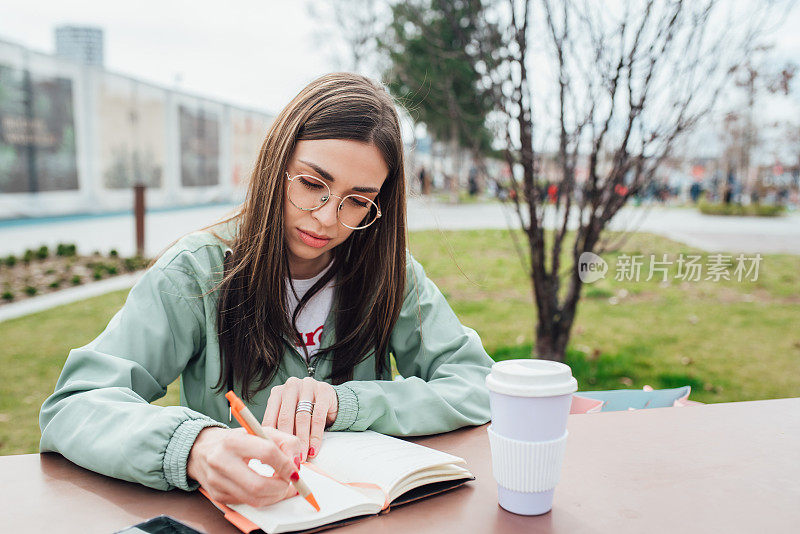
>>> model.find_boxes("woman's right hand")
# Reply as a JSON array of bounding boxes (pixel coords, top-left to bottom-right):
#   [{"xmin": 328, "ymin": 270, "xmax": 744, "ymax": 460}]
[{"xmin": 187, "ymin": 426, "xmax": 302, "ymax": 507}]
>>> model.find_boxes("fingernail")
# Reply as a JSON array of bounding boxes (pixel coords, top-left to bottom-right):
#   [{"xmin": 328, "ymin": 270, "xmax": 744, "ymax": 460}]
[
  {"xmin": 294, "ymin": 456, "xmax": 301, "ymax": 469},
  {"xmin": 290, "ymin": 472, "xmax": 300, "ymax": 482},
  {"xmin": 308, "ymin": 447, "xmax": 316, "ymax": 457}
]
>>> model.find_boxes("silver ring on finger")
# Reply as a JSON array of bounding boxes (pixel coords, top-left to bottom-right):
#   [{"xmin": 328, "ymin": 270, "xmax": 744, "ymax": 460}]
[{"xmin": 296, "ymin": 400, "xmax": 314, "ymax": 415}]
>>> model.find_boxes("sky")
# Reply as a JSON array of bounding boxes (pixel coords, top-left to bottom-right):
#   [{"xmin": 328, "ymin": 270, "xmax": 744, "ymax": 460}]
[
  {"xmin": 1, "ymin": 0, "xmax": 798, "ymax": 160},
  {"xmin": 0, "ymin": 1, "xmax": 351, "ymax": 115}
]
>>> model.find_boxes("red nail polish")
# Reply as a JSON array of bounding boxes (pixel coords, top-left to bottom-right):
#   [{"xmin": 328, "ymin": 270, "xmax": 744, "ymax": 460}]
[
  {"xmin": 290, "ymin": 472, "xmax": 300, "ymax": 482},
  {"xmin": 294, "ymin": 456, "xmax": 301, "ymax": 469},
  {"xmin": 308, "ymin": 447, "xmax": 316, "ymax": 457}
]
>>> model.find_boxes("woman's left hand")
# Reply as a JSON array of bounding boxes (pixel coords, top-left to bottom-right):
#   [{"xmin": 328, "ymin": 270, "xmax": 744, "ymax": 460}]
[{"xmin": 262, "ymin": 377, "xmax": 339, "ymax": 462}]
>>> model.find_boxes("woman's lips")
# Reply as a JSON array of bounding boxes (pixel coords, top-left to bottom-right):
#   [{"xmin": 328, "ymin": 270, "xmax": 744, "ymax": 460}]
[{"xmin": 298, "ymin": 229, "xmax": 331, "ymax": 248}]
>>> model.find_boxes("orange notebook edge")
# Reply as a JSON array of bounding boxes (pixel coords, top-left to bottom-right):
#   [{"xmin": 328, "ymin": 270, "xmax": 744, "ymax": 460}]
[{"xmin": 198, "ymin": 487, "xmax": 261, "ymax": 534}]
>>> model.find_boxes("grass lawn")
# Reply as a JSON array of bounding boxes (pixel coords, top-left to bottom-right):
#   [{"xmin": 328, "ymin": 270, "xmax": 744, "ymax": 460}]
[{"xmin": 1, "ymin": 229, "xmax": 798, "ymax": 455}]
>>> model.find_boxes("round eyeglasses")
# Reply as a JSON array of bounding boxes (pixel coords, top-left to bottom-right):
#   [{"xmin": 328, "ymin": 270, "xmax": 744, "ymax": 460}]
[{"xmin": 285, "ymin": 172, "xmax": 382, "ymax": 230}]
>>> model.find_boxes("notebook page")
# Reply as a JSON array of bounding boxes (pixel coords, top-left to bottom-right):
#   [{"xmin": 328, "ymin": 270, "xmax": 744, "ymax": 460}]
[
  {"xmin": 311, "ymin": 431, "xmax": 467, "ymax": 494},
  {"xmin": 395, "ymin": 463, "xmax": 472, "ymax": 489},
  {"xmin": 229, "ymin": 461, "xmax": 379, "ymax": 534},
  {"xmin": 392, "ymin": 466, "xmax": 474, "ymax": 501}
]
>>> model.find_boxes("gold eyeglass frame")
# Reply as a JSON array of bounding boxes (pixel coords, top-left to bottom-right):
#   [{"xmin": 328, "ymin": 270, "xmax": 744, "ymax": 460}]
[{"xmin": 285, "ymin": 172, "xmax": 382, "ymax": 230}]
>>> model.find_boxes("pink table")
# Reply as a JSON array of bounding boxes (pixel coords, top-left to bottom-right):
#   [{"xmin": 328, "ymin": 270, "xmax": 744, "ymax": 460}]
[{"xmin": 3, "ymin": 398, "xmax": 798, "ymax": 533}]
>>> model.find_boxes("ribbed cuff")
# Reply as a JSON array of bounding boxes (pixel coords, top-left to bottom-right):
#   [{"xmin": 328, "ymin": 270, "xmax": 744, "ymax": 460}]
[
  {"xmin": 329, "ymin": 384, "xmax": 359, "ymax": 431},
  {"xmin": 164, "ymin": 418, "xmax": 227, "ymax": 491}
]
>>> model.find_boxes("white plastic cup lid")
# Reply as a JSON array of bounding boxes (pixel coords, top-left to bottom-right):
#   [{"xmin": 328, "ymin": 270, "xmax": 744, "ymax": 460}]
[{"xmin": 486, "ymin": 359, "xmax": 577, "ymax": 397}]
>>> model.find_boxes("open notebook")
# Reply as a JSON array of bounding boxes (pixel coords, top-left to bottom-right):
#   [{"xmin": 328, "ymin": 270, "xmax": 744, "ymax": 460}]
[{"xmin": 201, "ymin": 430, "xmax": 474, "ymax": 534}]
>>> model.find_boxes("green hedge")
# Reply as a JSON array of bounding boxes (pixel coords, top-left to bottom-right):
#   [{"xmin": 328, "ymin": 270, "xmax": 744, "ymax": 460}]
[{"xmin": 698, "ymin": 200, "xmax": 785, "ymax": 217}]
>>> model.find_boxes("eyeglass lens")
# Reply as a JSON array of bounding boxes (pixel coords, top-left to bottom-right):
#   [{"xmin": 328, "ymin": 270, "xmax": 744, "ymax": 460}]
[{"xmin": 289, "ymin": 175, "xmax": 379, "ymax": 229}]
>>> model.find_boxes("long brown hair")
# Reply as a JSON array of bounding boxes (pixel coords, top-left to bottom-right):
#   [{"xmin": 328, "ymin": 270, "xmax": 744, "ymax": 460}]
[{"xmin": 215, "ymin": 73, "xmax": 407, "ymax": 400}]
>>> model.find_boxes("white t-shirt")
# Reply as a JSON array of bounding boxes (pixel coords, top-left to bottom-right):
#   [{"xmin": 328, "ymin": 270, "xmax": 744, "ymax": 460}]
[{"xmin": 286, "ymin": 262, "xmax": 335, "ymax": 362}]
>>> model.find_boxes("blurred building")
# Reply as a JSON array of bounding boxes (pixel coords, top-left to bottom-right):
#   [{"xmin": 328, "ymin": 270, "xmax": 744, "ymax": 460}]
[
  {"xmin": 54, "ymin": 25, "xmax": 104, "ymax": 67},
  {"xmin": 0, "ymin": 36, "xmax": 274, "ymax": 219}
]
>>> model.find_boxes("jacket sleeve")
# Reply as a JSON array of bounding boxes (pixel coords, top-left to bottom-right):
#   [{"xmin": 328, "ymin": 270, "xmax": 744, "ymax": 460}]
[
  {"xmin": 329, "ymin": 254, "xmax": 494, "ymax": 435},
  {"xmin": 39, "ymin": 262, "xmax": 227, "ymax": 491}
]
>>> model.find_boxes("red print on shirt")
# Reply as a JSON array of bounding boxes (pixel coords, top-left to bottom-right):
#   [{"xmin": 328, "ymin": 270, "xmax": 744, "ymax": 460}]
[{"xmin": 295, "ymin": 325, "xmax": 324, "ymax": 347}]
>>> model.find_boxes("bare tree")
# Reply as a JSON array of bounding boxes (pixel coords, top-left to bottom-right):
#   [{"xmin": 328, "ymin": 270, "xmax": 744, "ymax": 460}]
[
  {"xmin": 308, "ymin": 0, "xmax": 385, "ymax": 73},
  {"xmin": 719, "ymin": 46, "xmax": 797, "ymax": 202},
  {"xmin": 490, "ymin": 0, "xmax": 787, "ymax": 361}
]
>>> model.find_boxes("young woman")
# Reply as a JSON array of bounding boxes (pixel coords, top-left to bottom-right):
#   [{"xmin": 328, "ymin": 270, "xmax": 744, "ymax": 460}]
[{"xmin": 39, "ymin": 73, "xmax": 493, "ymax": 509}]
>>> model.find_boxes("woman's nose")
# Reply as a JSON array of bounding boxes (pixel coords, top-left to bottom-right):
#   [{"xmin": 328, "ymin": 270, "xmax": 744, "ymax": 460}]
[{"xmin": 312, "ymin": 198, "xmax": 339, "ymax": 227}]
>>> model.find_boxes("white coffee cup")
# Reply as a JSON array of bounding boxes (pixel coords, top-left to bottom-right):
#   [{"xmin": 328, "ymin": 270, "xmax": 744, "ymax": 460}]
[{"xmin": 486, "ymin": 359, "xmax": 577, "ymax": 515}]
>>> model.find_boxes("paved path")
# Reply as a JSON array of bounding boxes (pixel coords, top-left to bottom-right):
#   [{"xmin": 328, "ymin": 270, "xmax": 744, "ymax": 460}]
[
  {"xmin": 0, "ymin": 273, "xmax": 143, "ymax": 323},
  {"xmin": 406, "ymin": 199, "xmax": 800, "ymax": 254},
  {"xmin": 2, "ymin": 199, "xmax": 798, "ymax": 258},
  {"xmin": 0, "ymin": 204, "xmax": 241, "ymax": 259},
  {"xmin": 608, "ymin": 206, "xmax": 800, "ymax": 255}
]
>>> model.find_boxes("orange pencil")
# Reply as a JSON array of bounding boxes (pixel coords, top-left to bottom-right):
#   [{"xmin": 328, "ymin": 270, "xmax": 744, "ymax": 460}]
[{"xmin": 225, "ymin": 390, "xmax": 320, "ymax": 512}]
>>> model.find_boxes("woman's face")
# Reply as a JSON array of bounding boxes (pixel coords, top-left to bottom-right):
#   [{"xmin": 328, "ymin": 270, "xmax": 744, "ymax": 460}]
[{"xmin": 283, "ymin": 139, "xmax": 389, "ymax": 279}]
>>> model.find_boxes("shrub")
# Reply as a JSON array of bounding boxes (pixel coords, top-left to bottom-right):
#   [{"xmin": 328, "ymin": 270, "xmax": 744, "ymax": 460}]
[
  {"xmin": 1, "ymin": 290, "xmax": 13, "ymax": 301},
  {"xmin": 4, "ymin": 255, "xmax": 16, "ymax": 268},
  {"xmin": 71, "ymin": 275, "xmax": 82, "ymax": 286},
  {"xmin": 88, "ymin": 262, "xmax": 119, "ymax": 276},
  {"xmin": 36, "ymin": 245, "xmax": 49, "ymax": 260},
  {"xmin": 24, "ymin": 286, "xmax": 37, "ymax": 296},
  {"xmin": 124, "ymin": 256, "xmax": 148, "ymax": 272},
  {"xmin": 45, "ymin": 268, "xmax": 56, "ymax": 275},
  {"xmin": 49, "ymin": 280, "xmax": 61, "ymax": 289},
  {"xmin": 698, "ymin": 199, "xmax": 785, "ymax": 217},
  {"xmin": 109, "ymin": 249, "xmax": 119, "ymax": 257},
  {"xmin": 56, "ymin": 243, "xmax": 77, "ymax": 257},
  {"xmin": 23, "ymin": 249, "xmax": 34, "ymax": 264},
  {"xmin": 753, "ymin": 204, "xmax": 784, "ymax": 217}
]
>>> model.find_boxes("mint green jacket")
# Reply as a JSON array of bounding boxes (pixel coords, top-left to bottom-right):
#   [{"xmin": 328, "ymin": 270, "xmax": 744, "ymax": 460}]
[{"xmin": 39, "ymin": 229, "xmax": 493, "ymax": 492}]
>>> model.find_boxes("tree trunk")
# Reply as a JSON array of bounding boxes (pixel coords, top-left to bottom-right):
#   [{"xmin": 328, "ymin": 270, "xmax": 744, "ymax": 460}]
[
  {"xmin": 532, "ymin": 287, "xmax": 579, "ymax": 362},
  {"xmin": 531, "ymin": 240, "xmax": 587, "ymax": 362},
  {"xmin": 534, "ymin": 327, "xmax": 569, "ymax": 362},
  {"xmin": 449, "ymin": 123, "xmax": 461, "ymax": 203}
]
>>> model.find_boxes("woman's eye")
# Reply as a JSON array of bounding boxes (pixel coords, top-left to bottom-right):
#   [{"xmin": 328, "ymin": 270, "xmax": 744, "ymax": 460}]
[
  {"xmin": 300, "ymin": 178, "xmax": 324, "ymax": 190},
  {"xmin": 347, "ymin": 197, "xmax": 369, "ymax": 208}
]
